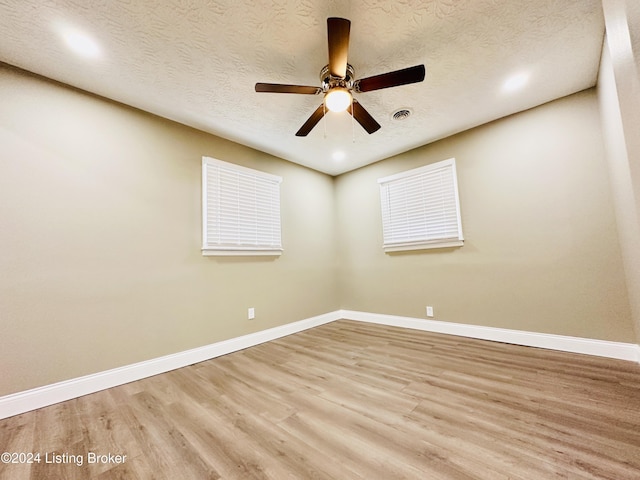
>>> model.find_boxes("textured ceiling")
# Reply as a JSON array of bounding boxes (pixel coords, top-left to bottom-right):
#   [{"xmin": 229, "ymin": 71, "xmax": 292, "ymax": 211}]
[{"xmin": 0, "ymin": 0, "xmax": 605, "ymax": 175}]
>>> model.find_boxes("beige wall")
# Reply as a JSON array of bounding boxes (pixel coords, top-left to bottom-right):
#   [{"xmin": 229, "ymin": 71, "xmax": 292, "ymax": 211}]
[
  {"xmin": 1, "ymin": 58, "xmax": 637, "ymax": 399},
  {"xmin": 335, "ymin": 89, "xmax": 635, "ymax": 343},
  {"xmin": 600, "ymin": 0, "xmax": 640, "ymax": 344},
  {"xmin": 0, "ymin": 65, "xmax": 339, "ymax": 396}
]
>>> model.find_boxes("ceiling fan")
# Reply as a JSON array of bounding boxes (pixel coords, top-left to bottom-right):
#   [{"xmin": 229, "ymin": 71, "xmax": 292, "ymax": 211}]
[{"xmin": 255, "ymin": 17, "xmax": 426, "ymax": 137}]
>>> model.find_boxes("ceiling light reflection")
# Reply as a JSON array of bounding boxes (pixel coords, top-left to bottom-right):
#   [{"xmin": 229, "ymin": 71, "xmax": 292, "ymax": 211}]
[
  {"xmin": 332, "ymin": 151, "xmax": 346, "ymax": 162},
  {"xmin": 502, "ymin": 72, "xmax": 529, "ymax": 93},
  {"xmin": 60, "ymin": 27, "xmax": 101, "ymax": 58}
]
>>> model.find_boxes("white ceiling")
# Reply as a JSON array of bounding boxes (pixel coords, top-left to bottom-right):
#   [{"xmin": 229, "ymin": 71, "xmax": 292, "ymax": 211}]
[{"xmin": 0, "ymin": 0, "xmax": 605, "ymax": 175}]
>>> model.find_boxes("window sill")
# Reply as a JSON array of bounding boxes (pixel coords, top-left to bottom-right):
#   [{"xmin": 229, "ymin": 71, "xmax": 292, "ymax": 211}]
[
  {"xmin": 202, "ymin": 248, "xmax": 283, "ymax": 257},
  {"xmin": 383, "ymin": 240, "xmax": 464, "ymax": 253}
]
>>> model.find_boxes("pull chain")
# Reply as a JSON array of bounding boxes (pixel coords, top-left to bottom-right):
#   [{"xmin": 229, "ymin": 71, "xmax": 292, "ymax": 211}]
[
  {"xmin": 351, "ymin": 97, "xmax": 355, "ymax": 143},
  {"xmin": 323, "ymin": 102, "xmax": 327, "ymax": 139}
]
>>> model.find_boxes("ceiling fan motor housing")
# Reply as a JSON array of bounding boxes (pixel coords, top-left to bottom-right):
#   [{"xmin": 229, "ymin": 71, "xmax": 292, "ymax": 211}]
[{"xmin": 320, "ymin": 63, "xmax": 355, "ymax": 92}]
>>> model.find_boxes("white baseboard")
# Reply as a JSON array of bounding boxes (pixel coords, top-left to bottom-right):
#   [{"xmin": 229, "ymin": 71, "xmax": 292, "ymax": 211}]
[
  {"xmin": 339, "ymin": 310, "xmax": 640, "ymax": 363},
  {"xmin": 2, "ymin": 309, "xmax": 637, "ymax": 420},
  {"xmin": 0, "ymin": 311, "xmax": 339, "ymax": 420}
]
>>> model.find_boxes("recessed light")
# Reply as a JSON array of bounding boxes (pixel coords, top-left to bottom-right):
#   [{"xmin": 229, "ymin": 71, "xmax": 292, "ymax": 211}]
[
  {"xmin": 502, "ymin": 72, "xmax": 529, "ymax": 93},
  {"xmin": 332, "ymin": 151, "xmax": 346, "ymax": 161},
  {"xmin": 59, "ymin": 27, "xmax": 101, "ymax": 58}
]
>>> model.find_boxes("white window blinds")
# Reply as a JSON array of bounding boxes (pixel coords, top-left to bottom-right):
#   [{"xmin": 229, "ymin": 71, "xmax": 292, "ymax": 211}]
[
  {"xmin": 378, "ymin": 158, "xmax": 464, "ymax": 252},
  {"xmin": 202, "ymin": 157, "xmax": 283, "ymax": 256}
]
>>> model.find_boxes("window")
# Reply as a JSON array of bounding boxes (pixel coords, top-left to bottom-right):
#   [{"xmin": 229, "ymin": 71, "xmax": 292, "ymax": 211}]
[
  {"xmin": 202, "ymin": 157, "xmax": 283, "ymax": 256},
  {"xmin": 378, "ymin": 158, "xmax": 464, "ymax": 252}
]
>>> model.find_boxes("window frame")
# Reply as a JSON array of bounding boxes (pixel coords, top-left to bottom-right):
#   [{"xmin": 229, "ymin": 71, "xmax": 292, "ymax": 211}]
[
  {"xmin": 202, "ymin": 156, "xmax": 283, "ymax": 256},
  {"xmin": 378, "ymin": 158, "xmax": 464, "ymax": 252}
]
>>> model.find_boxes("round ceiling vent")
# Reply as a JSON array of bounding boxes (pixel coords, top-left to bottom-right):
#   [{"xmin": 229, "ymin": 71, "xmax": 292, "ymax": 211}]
[{"xmin": 391, "ymin": 108, "xmax": 412, "ymax": 121}]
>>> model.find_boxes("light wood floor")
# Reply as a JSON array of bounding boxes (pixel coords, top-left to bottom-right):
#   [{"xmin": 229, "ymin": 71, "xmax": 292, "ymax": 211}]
[{"xmin": 1, "ymin": 320, "xmax": 640, "ymax": 479}]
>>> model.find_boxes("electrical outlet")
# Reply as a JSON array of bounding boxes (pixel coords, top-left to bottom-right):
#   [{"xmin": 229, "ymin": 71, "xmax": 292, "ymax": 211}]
[
  {"xmin": 426, "ymin": 306, "xmax": 434, "ymax": 317},
  {"xmin": 248, "ymin": 307, "xmax": 255, "ymax": 320}
]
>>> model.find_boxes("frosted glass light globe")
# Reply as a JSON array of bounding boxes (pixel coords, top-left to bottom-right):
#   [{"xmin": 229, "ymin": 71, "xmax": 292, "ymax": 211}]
[{"xmin": 325, "ymin": 88, "xmax": 352, "ymax": 112}]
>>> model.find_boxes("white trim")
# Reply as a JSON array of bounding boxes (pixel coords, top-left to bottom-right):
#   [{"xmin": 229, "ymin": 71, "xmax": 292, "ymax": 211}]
[
  {"xmin": 0, "ymin": 311, "xmax": 339, "ymax": 420},
  {"xmin": 339, "ymin": 310, "xmax": 640, "ymax": 363},
  {"xmin": 2, "ymin": 309, "xmax": 637, "ymax": 420},
  {"xmin": 202, "ymin": 248, "xmax": 283, "ymax": 256},
  {"xmin": 384, "ymin": 240, "xmax": 463, "ymax": 252}
]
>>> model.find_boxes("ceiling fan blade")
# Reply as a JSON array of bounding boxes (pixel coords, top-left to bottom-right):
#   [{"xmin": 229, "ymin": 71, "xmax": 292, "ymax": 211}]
[
  {"xmin": 356, "ymin": 64, "xmax": 426, "ymax": 92},
  {"xmin": 295, "ymin": 104, "xmax": 326, "ymax": 136},
  {"xmin": 255, "ymin": 83, "xmax": 322, "ymax": 94},
  {"xmin": 348, "ymin": 100, "xmax": 381, "ymax": 134},
  {"xmin": 327, "ymin": 17, "xmax": 351, "ymax": 78}
]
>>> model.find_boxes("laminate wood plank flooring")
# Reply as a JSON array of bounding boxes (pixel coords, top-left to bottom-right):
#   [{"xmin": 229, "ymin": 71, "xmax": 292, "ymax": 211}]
[{"xmin": 1, "ymin": 320, "xmax": 639, "ymax": 479}]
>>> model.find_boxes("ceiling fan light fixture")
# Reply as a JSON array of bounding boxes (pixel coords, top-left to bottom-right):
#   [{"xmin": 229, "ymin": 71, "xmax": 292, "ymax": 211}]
[
  {"xmin": 255, "ymin": 17, "xmax": 425, "ymax": 136},
  {"xmin": 324, "ymin": 87, "xmax": 352, "ymax": 112}
]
